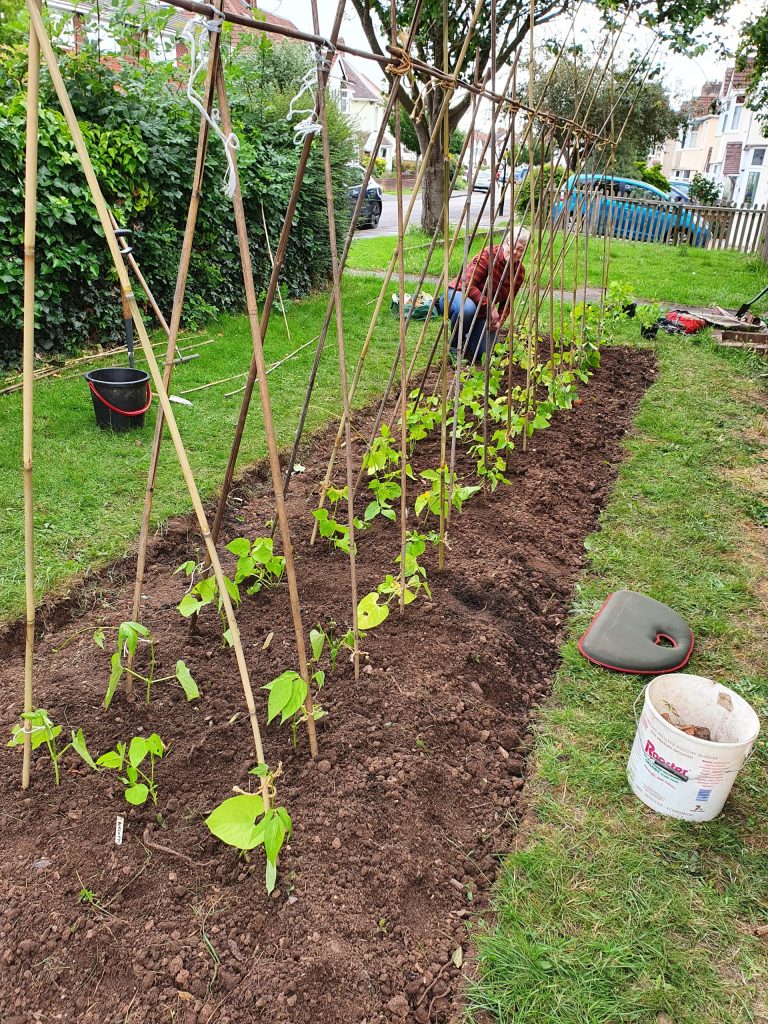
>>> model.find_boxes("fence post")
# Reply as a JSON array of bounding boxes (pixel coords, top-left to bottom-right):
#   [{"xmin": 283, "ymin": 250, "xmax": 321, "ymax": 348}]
[{"xmin": 761, "ymin": 205, "xmax": 768, "ymax": 262}]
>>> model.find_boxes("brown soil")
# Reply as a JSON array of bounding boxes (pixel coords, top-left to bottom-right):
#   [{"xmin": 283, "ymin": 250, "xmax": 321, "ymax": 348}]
[{"xmin": 0, "ymin": 347, "xmax": 656, "ymax": 1024}]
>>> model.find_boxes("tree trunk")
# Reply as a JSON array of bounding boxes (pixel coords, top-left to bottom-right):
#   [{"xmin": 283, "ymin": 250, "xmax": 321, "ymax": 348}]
[{"xmin": 420, "ymin": 141, "xmax": 445, "ymax": 236}]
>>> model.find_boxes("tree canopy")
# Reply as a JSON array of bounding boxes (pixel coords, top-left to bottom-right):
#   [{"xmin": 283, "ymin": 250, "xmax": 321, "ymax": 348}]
[{"xmin": 349, "ymin": 0, "xmax": 739, "ymax": 232}]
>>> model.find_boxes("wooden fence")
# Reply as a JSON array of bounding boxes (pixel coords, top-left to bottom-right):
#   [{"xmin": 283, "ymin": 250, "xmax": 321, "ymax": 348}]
[{"xmin": 557, "ymin": 189, "xmax": 768, "ymax": 255}]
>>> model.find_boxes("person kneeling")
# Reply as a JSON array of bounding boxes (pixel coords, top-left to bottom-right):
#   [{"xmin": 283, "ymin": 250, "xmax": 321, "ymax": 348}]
[{"xmin": 437, "ymin": 229, "xmax": 528, "ymax": 365}]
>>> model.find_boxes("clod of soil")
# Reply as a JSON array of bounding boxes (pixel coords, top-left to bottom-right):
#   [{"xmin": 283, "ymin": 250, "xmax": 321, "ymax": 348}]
[
  {"xmin": 0, "ymin": 347, "xmax": 656, "ymax": 1023},
  {"xmin": 661, "ymin": 713, "xmax": 713, "ymax": 741}
]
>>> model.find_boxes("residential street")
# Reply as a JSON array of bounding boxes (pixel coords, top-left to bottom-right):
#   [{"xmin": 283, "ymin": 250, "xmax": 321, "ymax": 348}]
[{"xmin": 361, "ymin": 188, "xmax": 512, "ymax": 237}]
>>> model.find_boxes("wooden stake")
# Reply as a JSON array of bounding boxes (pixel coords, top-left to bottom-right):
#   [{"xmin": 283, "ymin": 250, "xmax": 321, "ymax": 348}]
[
  {"xmin": 127, "ymin": 14, "xmax": 223, "ymax": 695},
  {"xmin": 214, "ymin": 64, "xmax": 319, "ymax": 756},
  {"xmin": 26, "ymin": 0, "xmax": 271, "ymax": 801},
  {"xmin": 21, "ymin": 3, "xmax": 40, "ymax": 790}
]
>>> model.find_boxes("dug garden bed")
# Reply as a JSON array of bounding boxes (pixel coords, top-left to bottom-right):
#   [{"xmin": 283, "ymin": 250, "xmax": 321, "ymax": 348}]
[{"xmin": 0, "ymin": 346, "xmax": 656, "ymax": 1024}]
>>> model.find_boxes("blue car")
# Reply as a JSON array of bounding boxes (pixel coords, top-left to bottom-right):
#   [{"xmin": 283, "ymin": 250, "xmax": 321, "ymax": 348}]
[{"xmin": 552, "ymin": 174, "xmax": 711, "ymax": 247}]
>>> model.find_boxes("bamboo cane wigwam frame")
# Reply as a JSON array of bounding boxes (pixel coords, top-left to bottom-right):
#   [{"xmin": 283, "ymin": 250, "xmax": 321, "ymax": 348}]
[{"xmin": 19, "ymin": 0, "xmax": 647, "ymax": 791}]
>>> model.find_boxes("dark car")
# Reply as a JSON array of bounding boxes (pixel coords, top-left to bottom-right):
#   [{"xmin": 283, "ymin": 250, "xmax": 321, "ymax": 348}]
[{"xmin": 347, "ymin": 162, "xmax": 383, "ymax": 229}]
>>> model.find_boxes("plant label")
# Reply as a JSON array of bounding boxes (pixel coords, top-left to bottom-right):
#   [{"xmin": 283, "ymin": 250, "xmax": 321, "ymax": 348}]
[{"xmin": 115, "ymin": 815, "xmax": 125, "ymax": 846}]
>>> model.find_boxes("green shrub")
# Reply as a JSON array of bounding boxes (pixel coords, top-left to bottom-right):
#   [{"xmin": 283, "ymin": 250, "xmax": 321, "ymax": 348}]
[
  {"xmin": 0, "ymin": 42, "xmax": 352, "ymax": 369},
  {"xmin": 372, "ymin": 156, "xmax": 387, "ymax": 179},
  {"xmin": 515, "ymin": 164, "xmax": 566, "ymax": 214}
]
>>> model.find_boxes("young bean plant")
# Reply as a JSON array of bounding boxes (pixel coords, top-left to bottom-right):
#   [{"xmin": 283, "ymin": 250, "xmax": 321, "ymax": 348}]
[
  {"xmin": 312, "ymin": 485, "xmax": 364, "ymax": 554},
  {"xmin": 74, "ymin": 731, "xmax": 166, "ymax": 806},
  {"xmin": 205, "ymin": 764, "xmax": 291, "ymax": 892},
  {"xmin": 7, "ymin": 709, "xmax": 91, "ymax": 786},
  {"xmin": 176, "ymin": 535, "xmax": 285, "ymax": 643},
  {"xmin": 94, "ymin": 621, "xmax": 199, "ymax": 708}
]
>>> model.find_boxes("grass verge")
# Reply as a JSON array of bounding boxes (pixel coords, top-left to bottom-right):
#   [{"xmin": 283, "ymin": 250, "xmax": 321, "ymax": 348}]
[
  {"xmin": 467, "ymin": 334, "xmax": 768, "ymax": 1024},
  {"xmin": 0, "ymin": 274, "xmax": 436, "ymax": 621}
]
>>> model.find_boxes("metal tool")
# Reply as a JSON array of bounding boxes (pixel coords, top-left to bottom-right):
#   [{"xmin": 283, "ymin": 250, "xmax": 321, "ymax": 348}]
[{"xmin": 736, "ymin": 282, "xmax": 768, "ymax": 320}]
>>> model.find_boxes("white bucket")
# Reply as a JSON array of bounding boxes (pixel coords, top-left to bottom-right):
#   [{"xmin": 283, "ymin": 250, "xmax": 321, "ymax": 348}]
[{"xmin": 627, "ymin": 673, "xmax": 760, "ymax": 822}]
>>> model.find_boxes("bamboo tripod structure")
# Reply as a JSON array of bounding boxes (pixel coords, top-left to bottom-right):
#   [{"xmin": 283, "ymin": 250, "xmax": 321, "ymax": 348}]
[
  {"xmin": 23, "ymin": 0, "xmax": 272, "ymax": 802},
  {"xmin": 18, "ymin": 0, "xmax": 645, "ymax": 797}
]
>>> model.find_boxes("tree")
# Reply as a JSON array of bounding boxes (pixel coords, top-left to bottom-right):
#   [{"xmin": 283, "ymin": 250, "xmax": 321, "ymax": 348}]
[
  {"xmin": 634, "ymin": 161, "xmax": 669, "ymax": 191},
  {"xmin": 528, "ymin": 49, "xmax": 685, "ymax": 174},
  {"xmin": 689, "ymin": 171, "xmax": 721, "ymax": 205},
  {"xmin": 350, "ymin": 0, "xmax": 739, "ymax": 233},
  {"xmin": 738, "ymin": 4, "xmax": 768, "ymax": 123}
]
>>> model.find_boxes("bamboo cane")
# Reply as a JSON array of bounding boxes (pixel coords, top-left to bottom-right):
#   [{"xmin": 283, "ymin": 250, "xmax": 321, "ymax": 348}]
[
  {"xmin": 26, "ymin": 0, "xmax": 271, "ymax": 801},
  {"xmin": 310, "ymin": 0, "xmax": 361, "ymax": 678},
  {"xmin": 208, "ymin": 0, "xmax": 352, "ymax": 549},
  {"xmin": 437, "ymin": 0, "xmax": 451, "ymax": 570},
  {"xmin": 214, "ymin": 63, "xmax": 319, "ymax": 756},
  {"xmin": 309, "ymin": 0, "xmax": 487, "ymax": 544},
  {"xmin": 127, "ymin": 12, "xmax": 223, "ymax": 695},
  {"xmin": 21, "ymin": 1, "xmax": 40, "ymax": 790}
]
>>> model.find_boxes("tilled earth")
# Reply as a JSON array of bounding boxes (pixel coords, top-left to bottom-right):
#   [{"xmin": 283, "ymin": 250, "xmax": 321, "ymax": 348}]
[{"xmin": 0, "ymin": 347, "xmax": 656, "ymax": 1024}]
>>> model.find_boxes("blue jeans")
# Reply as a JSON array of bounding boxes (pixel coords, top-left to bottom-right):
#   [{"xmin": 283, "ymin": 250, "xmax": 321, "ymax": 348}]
[{"xmin": 437, "ymin": 290, "xmax": 496, "ymax": 364}]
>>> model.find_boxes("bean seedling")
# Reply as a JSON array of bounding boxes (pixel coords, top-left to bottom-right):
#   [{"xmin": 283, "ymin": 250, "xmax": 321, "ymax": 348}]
[
  {"xmin": 94, "ymin": 622, "xmax": 199, "ymax": 708},
  {"xmin": 74, "ymin": 732, "xmax": 166, "ymax": 806},
  {"xmin": 7, "ymin": 709, "xmax": 91, "ymax": 786},
  {"xmin": 262, "ymin": 670, "xmax": 327, "ymax": 750},
  {"xmin": 205, "ymin": 764, "xmax": 292, "ymax": 892}
]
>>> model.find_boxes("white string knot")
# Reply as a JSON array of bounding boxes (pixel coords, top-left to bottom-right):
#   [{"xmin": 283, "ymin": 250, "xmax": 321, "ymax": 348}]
[
  {"xmin": 182, "ymin": 14, "xmax": 239, "ymax": 198},
  {"xmin": 285, "ymin": 45, "xmax": 335, "ymax": 146}
]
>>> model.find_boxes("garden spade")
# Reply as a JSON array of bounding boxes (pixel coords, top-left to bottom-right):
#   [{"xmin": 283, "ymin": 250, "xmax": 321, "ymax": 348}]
[{"xmin": 736, "ymin": 282, "xmax": 768, "ymax": 320}]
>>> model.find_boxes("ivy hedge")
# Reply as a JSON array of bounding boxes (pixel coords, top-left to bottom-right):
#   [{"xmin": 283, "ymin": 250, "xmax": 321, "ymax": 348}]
[{"xmin": 0, "ymin": 38, "xmax": 353, "ymax": 368}]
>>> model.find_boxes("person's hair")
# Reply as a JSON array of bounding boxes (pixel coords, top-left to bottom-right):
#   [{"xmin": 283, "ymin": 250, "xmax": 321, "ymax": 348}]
[{"xmin": 512, "ymin": 226, "xmax": 530, "ymax": 249}]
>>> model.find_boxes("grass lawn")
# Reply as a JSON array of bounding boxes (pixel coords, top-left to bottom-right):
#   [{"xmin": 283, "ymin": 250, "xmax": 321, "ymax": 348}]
[
  {"xmin": 349, "ymin": 230, "xmax": 768, "ymax": 310},
  {"xmin": 468, "ymin": 333, "xmax": 768, "ymax": 1024},
  {"xmin": 0, "ymin": 274, "xmax": 436, "ymax": 621}
]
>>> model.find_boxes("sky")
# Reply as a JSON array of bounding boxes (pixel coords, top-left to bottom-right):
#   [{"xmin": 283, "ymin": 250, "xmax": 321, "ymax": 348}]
[{"xmin": 257, "ymin": 0, "xmax": 753, "ymax": 105}]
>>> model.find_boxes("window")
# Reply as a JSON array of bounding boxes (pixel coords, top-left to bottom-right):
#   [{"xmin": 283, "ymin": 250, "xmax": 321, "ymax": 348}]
[
  {"xmin": 744, "ymin": 171, "xmax": 760, "ymax": 207},
  {"xmin": 683, "ymin": 124, "xmax": 699, "ymax": 149},
  {"xmin": 705, "ymin": 147, "xmax": 713, "ymax": 172},
  {"xmin": 753, "ymin": 148, "xmax": 766, "ymax": 166},
  {"xmin": 730, "ymin": 104, "xmax": 742, "ymax": 130},
  {"xmin": 338, "ymin": 87, "xmax": 351, "ymax": 114},
  {"xmin": 627, "ymin": 184, "xmax": 654, "ymax": 199}
]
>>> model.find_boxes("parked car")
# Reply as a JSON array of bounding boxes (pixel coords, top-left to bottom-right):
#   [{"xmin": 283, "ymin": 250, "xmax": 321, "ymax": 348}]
[
  {"xmin": 473, "ymin": 165, "xmax": 508, "ymax": 190},
  {"xmin": 347, "ymin": 162, "xmax": 383, "ymax": 229},
  {"xmin": 552, "ymin": 174, "xmax": 711, "ymax": 247},
  {"xmin": 473, "ymin": 168, "xmax": 493, "ymax": 191},
  {"xmin": 668, "ymin": 179, "xmax": 693, "ymax": 203}
]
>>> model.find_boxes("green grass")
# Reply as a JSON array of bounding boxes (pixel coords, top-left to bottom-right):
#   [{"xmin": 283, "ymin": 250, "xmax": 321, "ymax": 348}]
[
  {"xmin": 468, "ymin": 334, "xmax": 768, "ymax": 1024},
  {"xmin": 348, "ymin": 225, "xmax": 509, "ymax": 279},
  {"xmin": 349, "ymin": 230, "xmax": 768, "ymax": 309},
  {"xmin": 0, "ymin": 274, "xmax": 437, "ymax": 620}
]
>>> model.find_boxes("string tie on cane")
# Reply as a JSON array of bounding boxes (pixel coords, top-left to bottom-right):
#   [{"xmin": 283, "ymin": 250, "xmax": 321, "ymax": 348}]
[
  {"xmin": 385, "ymin": 45, "xmax": 413, "ymax": 78},
  {"xmin": 286, "ymin": 44, "xmax": 335, "ymax": 145},
  {"xmin": 182, "ymin": 14, "xmax": 240, "ymax": 198}
]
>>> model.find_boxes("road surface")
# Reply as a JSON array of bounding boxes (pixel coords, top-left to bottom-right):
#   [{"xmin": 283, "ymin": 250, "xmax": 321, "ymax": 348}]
[{"xmin": 359, "ymin": 189, "xmax": 512, "ymax": 238}]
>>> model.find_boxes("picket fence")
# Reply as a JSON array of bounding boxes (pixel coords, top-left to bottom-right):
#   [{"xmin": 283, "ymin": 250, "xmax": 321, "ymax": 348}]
[{"xmin": 557, "ymin": 189, "xmax": 768, "ymax": 255}]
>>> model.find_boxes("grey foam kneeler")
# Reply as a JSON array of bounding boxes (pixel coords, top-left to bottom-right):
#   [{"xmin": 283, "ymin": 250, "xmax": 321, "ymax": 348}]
[{"xmin": 578, "ymin": 590, "xmax": 694, "ymax": 674}]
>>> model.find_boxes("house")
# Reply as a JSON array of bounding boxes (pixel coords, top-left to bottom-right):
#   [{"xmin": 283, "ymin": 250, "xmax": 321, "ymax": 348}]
[
  {"xmin": 48, "ymin": 0, "xmax": 303, "ymax": 64},
  {"xmin": 327, "ymin": 53, "xmax": 399, "ymax": 170},
  {"xmin": 653, "ymin": 81, "xmax": 719, "ymax": 184},
  {"xmin": 708, "ymin": 65, "xmax": 768, "ymax": 207},
  {"xmin": 652, "ymin": 65, "xmax": 768, "ymax": 208}
]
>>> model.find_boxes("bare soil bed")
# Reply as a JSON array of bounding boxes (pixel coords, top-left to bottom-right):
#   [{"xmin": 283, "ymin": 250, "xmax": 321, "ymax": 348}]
[{"xmin": 0, "ymin": 347, "xmax": 656, "ymax": 1024}]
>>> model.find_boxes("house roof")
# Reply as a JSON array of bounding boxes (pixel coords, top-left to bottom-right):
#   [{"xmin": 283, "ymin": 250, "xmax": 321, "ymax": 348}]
[
  {"xmin": 337, "ymin": 56, "xmax": 381, "ymax": 102},
  {"xmin": 167, "ymin": 1, "xmax": 303, "ymax": 44},
  {"xmin": 722, "ymin": 63, "xmax": 753, "ymax": 98}
]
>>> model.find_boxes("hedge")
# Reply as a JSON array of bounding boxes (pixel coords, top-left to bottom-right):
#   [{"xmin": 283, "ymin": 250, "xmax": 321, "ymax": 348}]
[{"xmin": 0, "ymin": 41, "xmax": 353, "ymax": 369}]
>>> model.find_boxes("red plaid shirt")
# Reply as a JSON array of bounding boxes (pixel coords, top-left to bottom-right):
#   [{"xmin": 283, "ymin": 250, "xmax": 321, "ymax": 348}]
[{"xmin": 449, "ymin": 247, "xmax": 525, "ymax": 324}]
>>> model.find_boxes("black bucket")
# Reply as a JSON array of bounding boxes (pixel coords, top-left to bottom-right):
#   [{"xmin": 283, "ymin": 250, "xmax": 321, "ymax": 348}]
[{"xmin": 85, "ymin": 367, "xmax": 152, "ymax": 432}]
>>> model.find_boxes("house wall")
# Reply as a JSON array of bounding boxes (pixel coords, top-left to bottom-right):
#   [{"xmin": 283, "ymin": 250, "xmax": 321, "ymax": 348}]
[{"xmin": 710, "ymin": 91, "xmax": 768, "ymax": 207}]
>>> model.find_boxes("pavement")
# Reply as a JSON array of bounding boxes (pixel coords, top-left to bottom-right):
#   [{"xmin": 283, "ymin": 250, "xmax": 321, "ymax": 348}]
[{"xmin": 358, "ymin": 188, "xmax": 513, "ymax": 238}]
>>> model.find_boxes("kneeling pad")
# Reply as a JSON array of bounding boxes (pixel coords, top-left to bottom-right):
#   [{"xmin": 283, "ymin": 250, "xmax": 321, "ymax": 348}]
[{"xmin": 578, "ymin": 590, "xmax": 694, "ymax": 674}]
